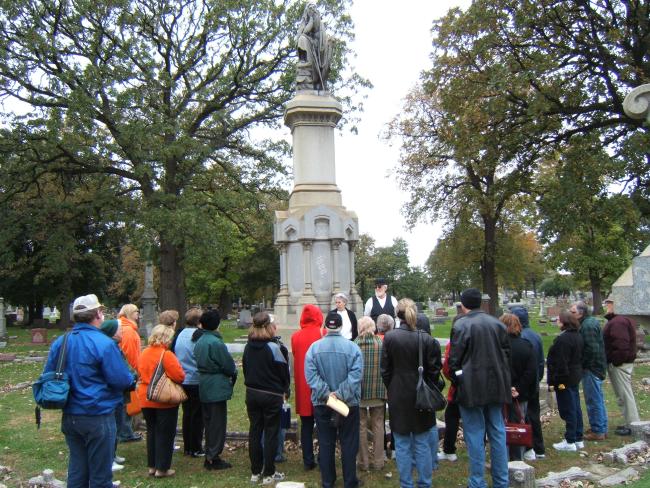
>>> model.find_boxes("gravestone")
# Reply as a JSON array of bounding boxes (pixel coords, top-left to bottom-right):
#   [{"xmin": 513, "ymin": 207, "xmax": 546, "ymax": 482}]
[
  {"xmin": 435, "ymin": 308, "xmax": 448, "ymax": 317},
  {"xmin": 238, "ymin": 309, "xmax": 253, "ymax": 329},
  {"xmin": 30, "ymin": 328, "xmax": 47, "ymax": 344},
  {"xmin": 0, "ymin": 297, "xmax": 6, "ymax": 340},
  {"xmin": 610, "ymin": 243, "xmax": 650, "ymax": 326},
  {"xmin": 140, "ymin": 260, "xmax": 157, "ymax": 337},
  {"xmin": 273, "ymin": 4, "xmax": 360, "ymax": 330}
]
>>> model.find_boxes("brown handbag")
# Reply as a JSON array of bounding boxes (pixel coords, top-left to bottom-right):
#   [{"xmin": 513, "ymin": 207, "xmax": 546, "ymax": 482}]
[
  {"xmin": 503, "ymin": 399, "xmax": 533, "ymax": 448},
  {"xmin": 146, "ymin": 350, "xmax": 188, "ymax": 404}
]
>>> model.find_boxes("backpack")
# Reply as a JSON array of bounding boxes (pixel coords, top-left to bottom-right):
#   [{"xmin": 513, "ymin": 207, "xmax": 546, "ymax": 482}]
[{"xmin": 32, "ymin": 333, "xmax": 70, "ymax": 427}]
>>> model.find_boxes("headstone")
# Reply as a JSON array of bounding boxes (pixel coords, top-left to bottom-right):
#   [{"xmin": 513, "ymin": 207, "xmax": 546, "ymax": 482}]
[
  {"xmin": 455, "ymin": 302, "xmax": 462, "ymax": 315},
  {"xmin": 536, "ymin": 466, "xmax": 595, "ymax": 487},
  {"xmin": 630, "ymin": 421, "xmax": 650, "ymax": 442},
  {"xmin": 602, "ymin": 440, "xmax": 648, "ymax": 464},
  {"xmin": 546, "ymin": 306, "xmax": 562, "ymax": 318},
  {"xmin": 480, "ymin": 294, "xmax": 490, "ymax": 313},
  {"xmin": 28, "ymin": 469, "xmax": 65, "ymax": 488},
  {"xmin": 598, "ymin": 467, "xmax": 640, "ymax": 486},
  {"xmin": 435, "ymin": 308, "xmax": 448, "ymax": 317},
  {"xmin": 0, "ymin": 298, "xmax": 6, "ymax": 340},
  {"xmin": 507, "ymin": 461, "xmax": 535, "ymax": 488},
  {"xmin": 238, "ymin": 309, "xmax": 253, "ymax": 329},
  {"xmin": 30, "ymin": 328, "xmax": 47, "ymax": 344}
]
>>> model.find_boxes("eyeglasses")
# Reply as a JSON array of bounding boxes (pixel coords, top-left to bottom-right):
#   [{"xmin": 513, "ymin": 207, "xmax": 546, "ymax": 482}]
[{"xmin": 570, "ymin": 310, "xmax": 578, "ymax": 314}]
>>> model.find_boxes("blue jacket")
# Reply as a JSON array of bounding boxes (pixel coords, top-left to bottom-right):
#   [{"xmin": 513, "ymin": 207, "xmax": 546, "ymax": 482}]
[
  {"xmin": 511, "ymin": 306, "xmax": 545, "ymax": 381},
  {"xmin": 305, "ymin": 330, "xmax": 363, "ymax": 406},
  {"xmin": 174, "ymin": 327, "xmax": 200, "ymax": 385},
  {"xmin": 44, "ymin": 323, "xmax": 135, "ymax": 415}
]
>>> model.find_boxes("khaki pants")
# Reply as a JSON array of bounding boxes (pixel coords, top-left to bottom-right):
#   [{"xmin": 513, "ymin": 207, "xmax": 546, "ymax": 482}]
[
  {"xmin": 358, "ymin": 403, "xmax": 385, "ymax": 470},
  {"xmin": 608, "ymin": 363, "xmax": 640, "ymax": 427}
]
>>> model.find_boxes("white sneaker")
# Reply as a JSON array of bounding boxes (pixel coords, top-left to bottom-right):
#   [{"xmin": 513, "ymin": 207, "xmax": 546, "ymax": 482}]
[
  {"xmin": 250, "ymin": 473, "xmax": 261, "ymax": 484},
  {"xmin": 262, "ymin": 472, "xmax": 285, "ymax": 485},
  {"xmin": 523, "ymin": 449, "xmax": 536, "ymax": 461},
  {"xmin": 437, "ymin": 451, "xmax": 458, "ymax": 462},
  {"xmin": 575, "ymin": 441, "xmax": 585, "ymax": 449},
  {"xmin": 553, "ymin": 440, "xmax": 577, "ymax": 452},
  {"xmin": 111, "ymin": 462, "xmax": 124, "ymax": 472},
  {"xmin": 114, "ymin": 455, "xmax": 126, "ymax": 464}
]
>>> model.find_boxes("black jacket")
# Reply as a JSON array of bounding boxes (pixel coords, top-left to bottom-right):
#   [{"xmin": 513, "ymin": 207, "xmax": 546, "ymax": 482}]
[
  {"xmin": 449, "ymin": 310, "xmax": 512, "ymax": 408},
  {"xmin": 509, "ymin": 335, "xmax": 537, "ymax": 401},
  {"xmin": 546, "ymin": 329, "xmax": 583, "ymax": 388},
  {"xmin": 381, "ymin": 328, "xmax": 442, "ymax": 435},
  {"xmin": 328, "ymin": 308, "xmax": 358, "ymax": 340},
  {"xmin": 242, "ymin": 338, "xmax": 290, "ymax": 397}
]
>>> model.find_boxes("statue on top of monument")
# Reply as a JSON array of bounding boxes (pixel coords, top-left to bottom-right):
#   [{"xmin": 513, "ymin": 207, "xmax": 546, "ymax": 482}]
[{"xmin": 296, "ymin": 1, "xmax": 333, "ymax": 92}]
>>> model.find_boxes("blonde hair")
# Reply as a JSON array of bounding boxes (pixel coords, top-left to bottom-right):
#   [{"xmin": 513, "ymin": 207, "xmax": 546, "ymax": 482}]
[
  {"xmin": 158, "ymin": 310, "xmax": 179, "ymax": 327},
  {"xmin": 148, "ymin": 324, "xmax": 175, "ymax": 346},
  {"xmin": 248, "ymin": 311, "xmax": 275, "ymax": 340},
  {"xmin": 118, "ymin": 304, "xmax": 138, "ymax": 320},
  {"xmin": 357, "ymin": 316, "xmax": 376, "ymax": 337},
  {"xmin": 396, "ymin": 298, "xmax": 418, "ymax": 330}
]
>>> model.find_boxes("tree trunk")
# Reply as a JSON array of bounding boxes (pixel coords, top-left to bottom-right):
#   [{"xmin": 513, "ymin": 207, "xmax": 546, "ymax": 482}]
[
  {"xmin": 588, "ymin": 268, "xmax": 602, "ymax": 315},
  {"xmin": 58, "ymin": 299, "xmax": 71, "ymax": 329},
  {"xmin": 159, "ymin": 237, "xmax": 187, "ymax": 318},
  {"xmin": 481, "ymin": 216, "xmax": 499, "ymax": 315},
  {"xmin": 219, "ymin": 288, "xmax": 231, "ymax": 316}
]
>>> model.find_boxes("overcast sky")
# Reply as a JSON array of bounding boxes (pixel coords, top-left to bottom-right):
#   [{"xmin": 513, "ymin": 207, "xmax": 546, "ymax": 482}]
[{"xmin": 330, "ymin": 0, "xmax": 471, "ymax": 267}]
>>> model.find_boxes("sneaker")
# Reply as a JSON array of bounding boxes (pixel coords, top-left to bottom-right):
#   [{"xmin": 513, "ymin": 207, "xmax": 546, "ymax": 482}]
[
  {"xmin": 523, "ymin": 449, "xmax": 536, "ymax": 461},
  {"xmin": 535, "ymin": 452, "xmax": 546, "ymax": 459},
  {"xmin": 114, "ymin": 455, "xmax": 126, "ymax": 464},
  {"xmin": 191, "ymin": 450, "xmax": 206, "ymax": 457},
  {"xmin": 575, "ymin": 441, "xmax": 585, "ymax": 449},
  {"xmin": 262, "ymin": 472, "xmax": 285, "ymax": 485},
  {"xmin": 553, "ymin": 440, "xmax": 577, "ymax": 452},
  {"xmin": 437, "ymin": 451, "xmax": 458, "ymax": 462},
  {"xmin": 111, "ymin": 462, "xmax": 124, "ymax": 472},
  {"xmin": 250, "ymin": 473, "xmax": 262, "ymax": 483},
  {"xmin": 615, "ymin": 426, "xmax": 632, "ymax": 436}
]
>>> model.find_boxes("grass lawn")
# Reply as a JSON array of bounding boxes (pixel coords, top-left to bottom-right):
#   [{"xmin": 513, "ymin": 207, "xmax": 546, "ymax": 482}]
[{"xmin": 1, "ymin": 316, "xmax": 649, "ymax": 487}]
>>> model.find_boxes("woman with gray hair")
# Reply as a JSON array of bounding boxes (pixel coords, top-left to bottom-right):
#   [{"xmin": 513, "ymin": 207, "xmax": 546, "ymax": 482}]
[
  {"xmin": 376, "ymin": 314, "xmax": 394, "ymax": 339},
  {"xmin": 329, "ymin": 292, "xmax": 358, "ymax": 340}
]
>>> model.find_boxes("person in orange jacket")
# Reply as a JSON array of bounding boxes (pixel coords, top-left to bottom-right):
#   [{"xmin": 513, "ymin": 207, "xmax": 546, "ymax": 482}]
[
  {"xmin": 137, "ymin": 324, "xmax": 186, "ymax": 478},
  {"xmin": 116, "ymin": 304, "xmax": 143, "ymax": 442}
]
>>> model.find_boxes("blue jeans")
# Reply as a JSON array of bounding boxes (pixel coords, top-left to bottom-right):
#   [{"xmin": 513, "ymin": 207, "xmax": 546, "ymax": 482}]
[
  {"xmin": 428, "ymin": 426, "xmax": 439, "ymax": 470},
  {"xmin": 114, "ymin": 403, "xmax": 136, "ymax": 441},
  {"xmin": 555, "ymin": 385, "xmax": 583, "ymax": 443},
  {"xmin": 300, "ymin": 415, "xmax": 317, "ymax": 467},
  {"xmin": 459, "ymin": 404, "xmax": 509, "ymax": 488},
  {"xmin": 394, "ymin": 431, "xmax": 432, "ymax": 488},
  {"xmin": 62, "ymin": 413, "xmax": 116, "ymax": 488},
  {"xmin": 582, "ymin": 371, "xmax": 608, "ymax": 434},
  {"xmin": 314, "ymin": 405, "xmax": 360, "ymax": 488}
]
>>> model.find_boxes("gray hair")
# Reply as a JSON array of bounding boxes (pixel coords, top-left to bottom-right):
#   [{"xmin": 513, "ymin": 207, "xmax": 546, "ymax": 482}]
[
  {"xmin": 573, "ymin": 301, "xmax": 590, "ymax": 318},
  {"xmin": 334, "ymin": 293, "xmax": 348, "ymax": 305},
  {"xmin": 376, "ymin": 314, "xmax": 395, "ymax": 333}
]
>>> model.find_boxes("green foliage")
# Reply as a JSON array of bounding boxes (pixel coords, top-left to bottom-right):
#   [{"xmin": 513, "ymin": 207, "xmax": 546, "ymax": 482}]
[{"xmin": 538, "ymin": 273, "xmax": 574, "ymax": 298}]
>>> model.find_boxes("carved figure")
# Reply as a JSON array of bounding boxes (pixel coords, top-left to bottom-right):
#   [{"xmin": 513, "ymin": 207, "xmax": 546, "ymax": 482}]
[{"xmin": 296, "ymin": 2, "xmax": 332, "ymax": 91}]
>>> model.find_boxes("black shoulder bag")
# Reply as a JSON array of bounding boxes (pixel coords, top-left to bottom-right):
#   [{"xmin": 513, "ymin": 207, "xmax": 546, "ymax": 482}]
[{"xmin": 415, "ymin": 331, "xmax": 447, "ymax": 412}]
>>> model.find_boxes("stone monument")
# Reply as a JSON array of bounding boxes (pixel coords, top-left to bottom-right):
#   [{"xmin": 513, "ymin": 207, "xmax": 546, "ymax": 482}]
[
  {"xmin": 274, "ymin": 2, "xmax": 361, "ymax": 329},
  {"xmin": 140, "ymin": 260, "xmax": 158, "ymax": 337}
]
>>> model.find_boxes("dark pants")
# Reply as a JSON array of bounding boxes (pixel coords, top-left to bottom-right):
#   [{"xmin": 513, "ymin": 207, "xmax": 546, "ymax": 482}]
[
  {"xmin": 443, "ymin": 402, "xmax": 460, "ymax": 454},
  {"xmin": 115, "ymin": 402, "xmax": 137, "ymax": 441},
  {"xmin": 142, "ymin": 407, "xmax": 179, "ymax": 472},
  {"xmin": 314, "ymin": 405, "xmax": 360, "ymax": 488},
  {"xmin": 182, "ymin": 384, "xmax": 204, "ymax": 454},
  {"xmin": 555, "ymin": 385, "xmax": 584, "ymax": 444},
  {"xmin": 300, "ymin": 415, "xmax": 317, "ymax": 467},
  {"xmin": 203, "ymin": 401, "xmax": 227, "ymax": 462},
  {"xmin": 246, "ymin": 389, "xmax": 283, "ymax": 476},
  {"xmin": 62, "ymin": 413, "xmax": 116, "ymax": 488},
  {"xmin": 526, "ymin": 387, "xmax": 545, "ymax": 455}
]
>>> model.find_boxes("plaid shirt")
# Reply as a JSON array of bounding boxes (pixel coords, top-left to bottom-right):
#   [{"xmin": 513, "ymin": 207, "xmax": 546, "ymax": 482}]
[
  {"xmin": 580, "ymin": 315, "xmax": 607, "ymax": 379},
  {"xmin": 354, "ymin": 334, "xmax": 386, "ymax": 401}
]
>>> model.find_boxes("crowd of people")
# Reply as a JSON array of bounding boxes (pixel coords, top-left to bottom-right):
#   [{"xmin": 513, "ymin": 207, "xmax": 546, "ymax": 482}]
[{"xmin": 40, "ymin": 280, "xmax": 641, "ymax": 488}]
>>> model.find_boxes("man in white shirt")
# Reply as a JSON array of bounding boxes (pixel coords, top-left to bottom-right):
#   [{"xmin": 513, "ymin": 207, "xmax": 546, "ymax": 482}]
[{"xmin": 364, "ymin": 278, "xmax": 398, "ymax": 325}]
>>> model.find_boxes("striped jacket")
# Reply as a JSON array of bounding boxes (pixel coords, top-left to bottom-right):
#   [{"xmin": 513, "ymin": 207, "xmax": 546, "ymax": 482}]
[{"xmin": 354, "ymin": 334, "xmax": 386, "ymax": 401}]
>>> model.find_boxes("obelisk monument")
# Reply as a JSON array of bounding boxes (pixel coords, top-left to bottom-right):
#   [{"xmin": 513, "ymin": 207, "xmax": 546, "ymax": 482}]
[{"xmin": 274, "ymin": 2, "xmax": 361, "ymax": 329}]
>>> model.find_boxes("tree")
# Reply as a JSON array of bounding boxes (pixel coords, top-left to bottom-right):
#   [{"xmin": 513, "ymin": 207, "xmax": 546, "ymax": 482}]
[
  {"xmin": 537, "ymin": 136, "xmax": 645, "ymax": 314},
  {"xmin": 538, "ymin": 273, "xmax": 573, "ymax": 298},
  {"xmin": 354, "ymin": 236, "xmax": 412, "ymax": 301},
  {"xmin": 0, "ymin": 0, "xmax": 365, "ymax": 314}
]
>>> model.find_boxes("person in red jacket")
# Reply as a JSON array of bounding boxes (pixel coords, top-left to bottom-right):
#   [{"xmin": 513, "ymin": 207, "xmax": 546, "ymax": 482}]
[
  {"xmin": 117, "ymin": 304, "xmax": 143, "ymax": 443},
  {"xmin": 291, "ymin": 304, "xmax": 324, "ymax": 470},
  {"xmin": 603, "ymin": 298, "xmax": 640, "ymax": 436}
]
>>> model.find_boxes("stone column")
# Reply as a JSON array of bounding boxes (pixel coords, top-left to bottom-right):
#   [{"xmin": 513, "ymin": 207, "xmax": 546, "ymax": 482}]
[
  {"xmin": 0, "ymin": 297, "xmax": 6, "ymax": 340},
  {"xmin": 140, "ymin": 260, "xmax": 158, "ymax": 337},
  {"xmin": 275, "ymin": 244, "xmax": 290, "ymax": 306},
  {"xmin": 299, "ymin": 240, "xmax": 318, "ymax": 304},
  {"xmin": 331, "ymin": 239, "xmax": 342, "ymax": 294},
  {"xmin": 347, "ymin": 241, "xmax": 362, "ymax": 315}
]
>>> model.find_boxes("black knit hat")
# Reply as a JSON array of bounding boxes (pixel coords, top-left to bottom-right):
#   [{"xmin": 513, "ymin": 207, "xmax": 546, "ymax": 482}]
[{"xmin": 460, "ymin": 288, "xmax": 482, "ymax": 310}]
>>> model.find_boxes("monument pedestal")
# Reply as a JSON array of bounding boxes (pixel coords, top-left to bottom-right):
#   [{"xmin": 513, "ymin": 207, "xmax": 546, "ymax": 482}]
[{"xmin": 274, "ymin": 92, "xmax": 361, "ymax": 330}]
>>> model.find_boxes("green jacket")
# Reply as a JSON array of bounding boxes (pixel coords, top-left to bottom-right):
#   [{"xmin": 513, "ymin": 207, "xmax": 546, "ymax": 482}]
[
  {"xmin": 579, "ymin": 315, "xmax": 607, "ymax": 380},
  {"xmin": 195, "ymin": 330, "xmax": 237, "ymax": 403}
]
